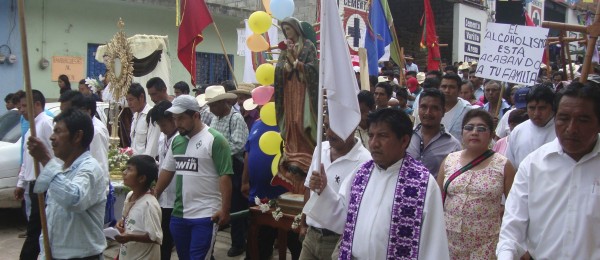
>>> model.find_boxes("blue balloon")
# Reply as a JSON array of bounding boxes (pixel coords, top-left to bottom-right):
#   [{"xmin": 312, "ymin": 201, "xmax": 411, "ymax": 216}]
[{"xmin": 270, "ymin": 0, "xmax": 295, "ymax": 20}]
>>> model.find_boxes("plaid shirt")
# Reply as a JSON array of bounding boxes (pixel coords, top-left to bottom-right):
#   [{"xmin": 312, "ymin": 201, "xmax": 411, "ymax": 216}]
[{"xmin": 210, "ymin": 110, "xmax": 249, "ymax": 161}]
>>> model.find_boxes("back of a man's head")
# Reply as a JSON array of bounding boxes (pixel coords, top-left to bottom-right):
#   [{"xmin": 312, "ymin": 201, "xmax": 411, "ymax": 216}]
[
  {"xmin": 146, "ymin": 77, "xmax": 167, "ymax": 92},
  {"xmin": 422, "ymin": 77, "xmax": 441, "ymax": 89},
  {"xmin": 54, "ymin": 108, "xmax": 94, "ymax": 150},
  {"xmin": 128, "ymin": 83, "xmax": 146, "ymax": 99},
  {"xmin": 358, "ymin": 90, "xmax": 375, "ymax": 110},
  {"xmin": 426, "ymin": 70, "xmax": 443, "ymax": 81}
]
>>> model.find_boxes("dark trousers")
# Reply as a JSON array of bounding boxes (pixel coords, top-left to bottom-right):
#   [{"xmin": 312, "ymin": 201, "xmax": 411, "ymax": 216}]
[
  {"xmin": 230, "ymin": 157, "xmax": 249, "ymax": 249},
  {"xmin": 255, "ymin": 225, "xmax": 301, "ymax": 260},
  {"xmin": 20, "ymin": 182, "xmax": 41, "ymax": 260},
  {"xmin": 161, "ymin": 208, "xmax": 174, "ymax": 260}
]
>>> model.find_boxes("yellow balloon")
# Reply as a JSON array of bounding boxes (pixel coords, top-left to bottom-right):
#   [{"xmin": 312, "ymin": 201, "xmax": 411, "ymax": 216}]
[
  {"xmin": 246, "ymin": 34, "xmax": 269, "ymax": 52},
  {"xmin": 248, "ymin": 11, "xmax": 272, "ymax": 35},
  {"xmin": 259, "ymin": 131, "xmax": 282, "ymax": 155},
  {"xmin": 271, "ymin": 153, "xmax": 281, "ymax": 176},
  {"xmin": 255, "ymin": 63, "xmax": 275, "ymax": 86},
  {"xmin": 260, "ymin": 102, "xmax": 277, "ymax": 126}
]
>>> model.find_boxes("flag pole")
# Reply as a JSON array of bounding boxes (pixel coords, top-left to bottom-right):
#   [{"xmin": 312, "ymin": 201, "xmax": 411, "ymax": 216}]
[
  {"xmin": 211, "ymin": 22, "xmax": 239, "ymax": 87},
  {"xmin": 314, "ymin": 0, "xmax": 326, "ymax": 193},
  {"xmin": 17, "ymin": 0, "xmax": 52, "ymax": 258}
]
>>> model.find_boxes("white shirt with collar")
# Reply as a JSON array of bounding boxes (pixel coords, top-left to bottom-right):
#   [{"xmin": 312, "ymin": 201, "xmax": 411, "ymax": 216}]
[
  {"xmin": 507, "ymin": 118, "xmax": 556, "ymax": 168},
  {"xmin": 17, "ymin": 112, "xmax": 54, "ymax": 188},
  {"xmin": 157, "ymin": 132, "xmax": 178, "ymax": 208},
  {"xmin": 305, "ymin": 158, "xmax": 450, "ymax": 260},
  {"xmin": 90, "ymin": 116, "xmax": 109, "ymax": 176},
  {"xmin": 303, "ymin": 139, "xmax": 371, "ymax": 230},
  {"xmin": 130, "ymin": 104, "xmax": 160, "ymax": 158},
  {"xmin": 441, "ymin": 98, "xmax": 473, "ymax": 142},
  {"xmin": 497, "ymin": 136, "xmax": 600, "ymax": 260}
]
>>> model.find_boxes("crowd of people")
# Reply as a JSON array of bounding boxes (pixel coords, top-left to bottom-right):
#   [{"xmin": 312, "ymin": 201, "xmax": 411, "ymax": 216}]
[{"xmin": 4, "ymin": 54, "xmax": 600, "ymax": 260}]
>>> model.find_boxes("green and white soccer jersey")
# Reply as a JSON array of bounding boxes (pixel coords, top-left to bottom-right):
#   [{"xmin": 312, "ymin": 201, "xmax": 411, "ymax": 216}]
[{"xmin": 162, "ymin": 126, "xmax": 233, "ymax": 219}]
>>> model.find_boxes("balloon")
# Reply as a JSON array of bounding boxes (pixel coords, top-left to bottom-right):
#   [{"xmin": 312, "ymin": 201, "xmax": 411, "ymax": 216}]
[
  {"xmin": 271, "ymin": 153, "xmax": 281, "ymax": 176},
  {"xmin": 255, "ymin": 63, "xmax": 275, "ymax": 86},
  {"xmin": 270, "ymin": 0, "xmax": 295, "ymax": 20},
  {"xmin": 260, "ymin": 102, "xmax": 277, "ymax": 126},
  {"xmin": 262, "ymin": 0, "xmax": 272, "ymax": 15},
  {"xmin": 248, "ymin": 11, "xmax": 272, "ymax": 35},
  {"xmin": 246, "ymin": 34, "xmax": 269, "ymax": 52},
  {"xmin": 252, "ymin": 86, "xmax": 275, "ymax": 105},
  {"xmin": 259, "ymin": 131, "xmax": 282, "ymax": 155}
]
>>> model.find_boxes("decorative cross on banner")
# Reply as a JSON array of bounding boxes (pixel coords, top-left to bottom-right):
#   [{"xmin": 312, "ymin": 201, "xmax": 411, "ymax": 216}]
[{"xmin": 348, "ymin": 17, "xmax": 361, "ymax": 47}]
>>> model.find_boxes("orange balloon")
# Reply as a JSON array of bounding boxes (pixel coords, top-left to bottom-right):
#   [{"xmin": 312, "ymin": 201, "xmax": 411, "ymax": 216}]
[
  {"xmin": 262, "ymin": 0, "xmax": 272, "ymax": 15},
  {"xmin": 246, "ymin": 34, "xmax": 269, "ymax": 52}
]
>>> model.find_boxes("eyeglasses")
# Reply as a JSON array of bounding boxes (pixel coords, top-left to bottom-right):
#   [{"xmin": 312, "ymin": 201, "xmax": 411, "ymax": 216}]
[{"xmin": 463, "ymin": 124, "xmax": 488, "ymax": 133}]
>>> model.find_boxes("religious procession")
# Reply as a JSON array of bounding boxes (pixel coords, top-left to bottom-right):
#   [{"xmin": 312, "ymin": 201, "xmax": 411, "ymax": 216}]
[{"xmin": 0, "ymin": 0, "xmax": 599, "ymax": 259}]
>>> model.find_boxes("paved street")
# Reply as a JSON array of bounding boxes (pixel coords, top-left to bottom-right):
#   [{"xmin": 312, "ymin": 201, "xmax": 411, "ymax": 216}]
[{"xmin": 0, "ymin": 208, "xmax": 290, "ymax": 259}]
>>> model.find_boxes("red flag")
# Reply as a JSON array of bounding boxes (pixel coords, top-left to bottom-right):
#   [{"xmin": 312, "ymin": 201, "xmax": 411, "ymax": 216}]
[
  {"xmin": 421, "ymin": 0, "xmax": 440, "ymax": 71},
  {"xmin": 178, "ymin": 0, "xmax": 213, "ymax": 85},
  {"xmin": 525, "ymin": 10, "xmax": 548, "ymax": 63}
]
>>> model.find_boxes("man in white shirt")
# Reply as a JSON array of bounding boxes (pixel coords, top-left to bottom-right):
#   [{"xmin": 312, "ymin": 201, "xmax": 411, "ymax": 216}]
[
  {"xmin": 439, "ymin": 73, "xmax": 473, "ymax": 142},
  {"xmin": 404, "ymin": 55, "xmax": 419, "ymax": 73},
  {"xmin": 497, "ymin": 82, "xmax": 600, "ymax": 259},
  {"xmin": 13, "ymin": 90, "xmax": 54, "ymax": 260},
  {"xmin": 148, "ymin": 100, "xmax": 179, "ymax": 260},
  {"xmin": 127, "ymin": 83, "xmax": 160, "ymax": 158},
  {"xmin": 355, "ymin": 90, "xmax": 375, "ymax": 151},
  {"xmin": 300, "ymin": 116, "xmax": 371, "ymax": 259},
  {"xmin": 507, "ymin": 84, "xmax": 556, "ymax": 168},
  {"xmin": 306, "ymin": 109, "xmax": 449, "ymax": 259}
]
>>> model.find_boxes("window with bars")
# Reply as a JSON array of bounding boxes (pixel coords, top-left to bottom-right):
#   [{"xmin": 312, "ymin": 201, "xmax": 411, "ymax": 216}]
[
  {"xmin": 87, "ymin": 43, "xmax": 107, "ymax": 79},
  {"xmin": 195, "ymin": 52, "xmax": 234, "ymax": 85}
]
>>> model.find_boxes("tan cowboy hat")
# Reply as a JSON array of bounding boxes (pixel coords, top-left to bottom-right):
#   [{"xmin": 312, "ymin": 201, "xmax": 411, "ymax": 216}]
[
  {"xmin": 228, "ymin": 83, "xmax": 255, "ymax": 95},
  {"xmin": 404, "ymin": 55, "xmax": 414, "ymax": 60},
  {"xmin": 205, "ymin": 85, "xmax": 237, "ymax": 104},
  {"xmin": 470, "ymin": 61, "xmax": 478, "ymax": 66},
  {"xmin": 416, "ymin": 72, "xmax": 426, "ymax": 84},
  {"xmin": 196, "ymin": 94, "xmax": 207, "ymax": 107},
  {"xmin": 378, "ymin": 76, "xmax": 390, "ymax": 83},
  {"xmin": 458, "ymin": 62, "xmax": 470, "ymax": 71}
]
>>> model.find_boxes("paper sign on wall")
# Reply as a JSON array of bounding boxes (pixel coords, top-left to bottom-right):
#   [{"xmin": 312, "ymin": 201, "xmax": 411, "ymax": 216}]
[
  {"xmin": 51, "ymin": 56, "xmax": 84, "ymax": 82},
  {"xmin": 475, "ymin": 23, "xmax": 548, "ymax": 86}
]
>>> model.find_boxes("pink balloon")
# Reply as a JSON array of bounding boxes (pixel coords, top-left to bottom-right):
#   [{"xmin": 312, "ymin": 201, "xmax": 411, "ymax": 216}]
[{"xmin": 252, "ymin": 86, "xmax": 275, "ymax": 105}]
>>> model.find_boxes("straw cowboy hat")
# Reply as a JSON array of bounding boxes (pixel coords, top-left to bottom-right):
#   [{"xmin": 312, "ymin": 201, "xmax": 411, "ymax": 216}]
[
  {"xmin": 404, "ymin": 55, "xmax": 414, "ymax": 60},
  {"xmin": 458, "ymin": 62, "xmax": 471, "ymax": 71},
  {"xmin": 416, "ymin": 72, "xmax": 426, "ymax": 84},
  {"xmin": 205, "ymin": 85, "xmax": 237, "ymax": 104},
  {"xmin": 228, "ymin": 83, "xmax": 256, "ymax": 96}
]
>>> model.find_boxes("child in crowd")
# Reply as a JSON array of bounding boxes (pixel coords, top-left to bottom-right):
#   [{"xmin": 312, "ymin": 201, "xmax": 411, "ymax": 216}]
[
  {"xmin": 116, "ymin": 155, "xmax": 162, "ymax": 260},
  {"xmin": 493, "ymin": 109, "xmax": 529, "ymax": 155}
]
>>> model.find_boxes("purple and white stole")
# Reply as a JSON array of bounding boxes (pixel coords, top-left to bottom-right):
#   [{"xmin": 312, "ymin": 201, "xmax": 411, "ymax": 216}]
[{"xmin": 338, "ymin": 155, "xmax": 430, "ymax": 260}]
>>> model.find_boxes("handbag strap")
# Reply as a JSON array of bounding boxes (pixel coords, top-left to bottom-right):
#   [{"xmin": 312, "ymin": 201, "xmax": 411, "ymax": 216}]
[{"xmin": 442, "ymin": 149, "xmax": 495, "ymax": 204}]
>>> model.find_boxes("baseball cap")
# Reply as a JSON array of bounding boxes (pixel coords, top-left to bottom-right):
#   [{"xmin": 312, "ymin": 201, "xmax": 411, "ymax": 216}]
[
  {"xmin": 513, "ymin": 87, "xmax": 530, "ymax": 109},
  {"xmin": 166, "ymin": 95, "xmax": 201, "ymax": 114}
]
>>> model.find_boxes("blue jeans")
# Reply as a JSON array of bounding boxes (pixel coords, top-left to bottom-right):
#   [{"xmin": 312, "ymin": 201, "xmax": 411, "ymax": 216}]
[{"xmin": 170, "ymin": 216, "xmax": 217, "ymax": 260}]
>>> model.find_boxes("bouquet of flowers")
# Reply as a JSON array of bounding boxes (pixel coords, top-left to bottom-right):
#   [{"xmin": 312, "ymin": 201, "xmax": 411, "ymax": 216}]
[
  {"xmin": 84, "ymin": 75, "xmax": 105, "ymax": 93},
  {"xmin": 108, "ymin": 147, "xmax": 133, "ymax": 180},
  {"xmin": 254, "ymin": 196, "xmax": 302, "ymax": 229}
]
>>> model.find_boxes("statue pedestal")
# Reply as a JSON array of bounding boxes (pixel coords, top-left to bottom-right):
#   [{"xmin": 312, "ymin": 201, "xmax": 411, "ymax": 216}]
[
  {"xmin": 276, "ymin": 192, "xmax": 304, "ymax": 215},
  {"xmin": 248, "ymin": 206, "xmax": 298, "ymax": 260}
]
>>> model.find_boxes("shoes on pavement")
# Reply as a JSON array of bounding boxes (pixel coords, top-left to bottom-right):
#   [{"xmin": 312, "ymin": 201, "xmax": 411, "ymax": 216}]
[{"xmin": 227, "ymin": 247, "xmax": 245, "ymax": 257}]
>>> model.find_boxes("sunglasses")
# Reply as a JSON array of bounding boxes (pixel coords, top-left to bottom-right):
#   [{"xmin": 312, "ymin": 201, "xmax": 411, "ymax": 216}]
[{"xmin": 463, "ymin": 124, "xmax": 488, "ymax": 133}]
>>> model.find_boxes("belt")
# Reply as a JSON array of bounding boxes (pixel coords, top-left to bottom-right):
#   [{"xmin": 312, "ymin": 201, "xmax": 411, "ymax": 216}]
[
  {"xmin": 309, "ymin": 226, "xmax": 339, "ymax": 237},
  {"xmin": 60, "ymin": 253, "xmax": 102, "ymax": 260}
]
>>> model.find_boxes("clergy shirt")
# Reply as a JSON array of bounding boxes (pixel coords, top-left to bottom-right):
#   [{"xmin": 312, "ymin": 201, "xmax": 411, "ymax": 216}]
[
  {"xmin": 157, "ymin": 132, "xmax": 178, "ymax": 208},
  {"xmin": 130, "ymin": 104, "xmax": 160, "ymax": 158},
  {"xmin": 441, "ymin": 98, "xmax": 473, "ymax": 142},
  {"xmin": 497, "ymin": 137, "xmax": 600, "ymax": 260},
  {"xmin": 507, "ymin": 119, "xmax": 556, "ymax": 168},
  {"xmin": 306, "ymin": 158, "xmax": 450, "ymax": 260},
  {"xmin": 303, "ymin": 139, "xmax": 371, "ymax": 230},
  {"xmin": 407, "ymin": 125, "xmax": 462, "ymax": 177},
  {"xmin": 33, "ymin": 152, "xmax": 108, "ymax": 259},
  {"xmin": 17, "ymin": 112, "xmax": 54, "ymax": 188},
  {"xmin": 90, "ymin": 116, "xmax": 109, "ymax": 176}
]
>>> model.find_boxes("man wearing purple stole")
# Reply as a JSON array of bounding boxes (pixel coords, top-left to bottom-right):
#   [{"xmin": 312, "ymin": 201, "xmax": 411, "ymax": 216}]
[{"xmin": 306, "ymin": 108, "xmax": 449, "ymax": 259}]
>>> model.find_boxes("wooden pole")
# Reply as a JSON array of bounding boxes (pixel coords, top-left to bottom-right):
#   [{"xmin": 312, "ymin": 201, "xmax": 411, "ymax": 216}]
[
  {"xmin": 563, "ymin": 32, "xmax": 575, "ymax": 80},
  {"xmin": 559, "ymin": 33, "xmax": 568, "ymax": 76},
  {"xmin": 580, "ymin": 1, "xmax": 600, "ymax": 83},
  {"xmin": 211, "ymin": 23, "xmax": 239, "ymax": 87},
  {"xmin": 545, "ymin": 41, "xmax": 551, "ymax": 78},
  {"xmin": 400, "ymin": 47, "xmax": 406, "ymax": 85},
  {"xmin": 17, "ymin": 0, "xmax": 52, "ymax": 258},
  {"xmin": 494, "ymin": 83, "xmax": 505, "ymax": 120}
]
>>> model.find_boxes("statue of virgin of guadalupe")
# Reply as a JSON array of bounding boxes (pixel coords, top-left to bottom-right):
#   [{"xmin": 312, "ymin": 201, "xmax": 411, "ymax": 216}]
[{"xmin": 273, "ymin": 17, "xmax": 319, "ymax": 194}]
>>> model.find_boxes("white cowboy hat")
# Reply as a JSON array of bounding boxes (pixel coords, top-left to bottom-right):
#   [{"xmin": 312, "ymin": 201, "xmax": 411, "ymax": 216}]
[
  {"xmin": 205, "ymin": 85, "xmax": 237, "ymax": 104},
  {"xmin": 196, "ymin": 94, "xmax": 207, "ymax": 107}
]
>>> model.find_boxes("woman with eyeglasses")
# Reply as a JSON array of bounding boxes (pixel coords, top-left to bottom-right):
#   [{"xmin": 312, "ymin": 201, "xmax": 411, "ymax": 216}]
[{"xmin": 437, "ymin": 109, "xmax": 516, "ymax": 259}]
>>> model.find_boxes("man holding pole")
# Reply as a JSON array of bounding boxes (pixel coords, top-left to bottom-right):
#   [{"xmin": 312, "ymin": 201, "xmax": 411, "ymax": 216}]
[
  {"xmin": 14, "ymin": 90, "xmax": 54, "ymax": 260},
  {"xmin": 27, "ymin": 108, "xmax": 108, "ymax": 259}
]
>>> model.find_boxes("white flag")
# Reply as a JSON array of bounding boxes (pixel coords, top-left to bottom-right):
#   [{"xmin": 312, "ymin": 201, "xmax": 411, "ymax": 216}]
[{"xmin": 319, "ymin": 0, "xmax": 360, "ymax": 140}]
